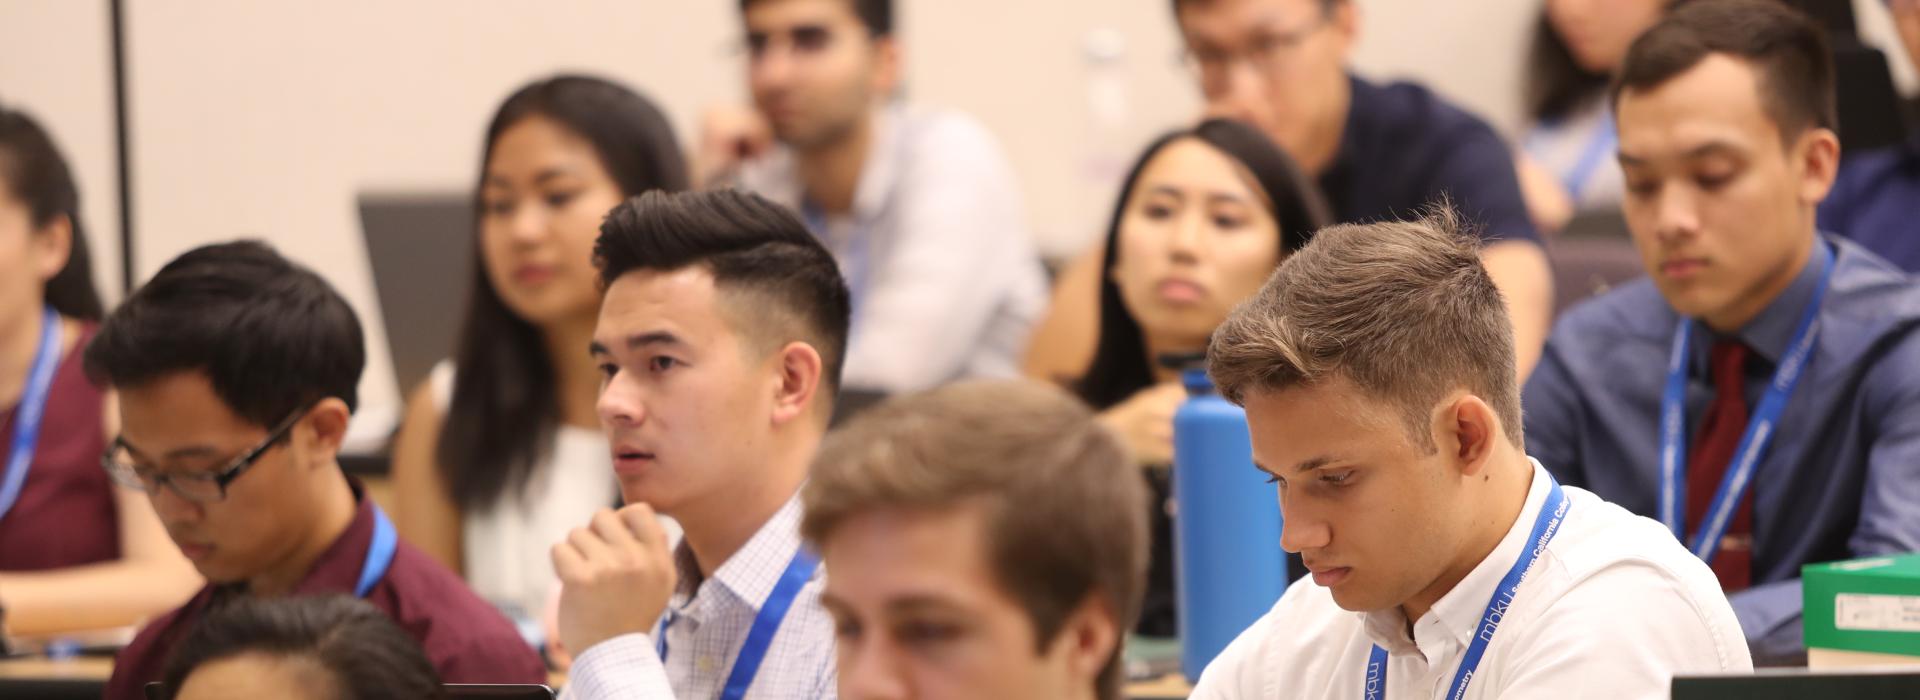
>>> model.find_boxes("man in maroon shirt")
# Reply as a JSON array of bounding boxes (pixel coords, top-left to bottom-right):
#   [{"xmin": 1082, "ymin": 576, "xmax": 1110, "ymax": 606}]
[{"xmin": 82, "ymin": 241, "xmax": 545, "ymax": 699}]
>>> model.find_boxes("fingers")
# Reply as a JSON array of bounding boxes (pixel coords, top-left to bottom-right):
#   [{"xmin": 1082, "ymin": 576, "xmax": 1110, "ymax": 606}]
[
  {"xmin": 552, "ymin": 539, "xmax": 587, "ymax": 582},
  {"xmin": 590, "ymin": 507, "xmax": 640, "ymax": 550},
  {"xmin": 618, "ymin": 503, "xmax": 669, "ymax": 552}
]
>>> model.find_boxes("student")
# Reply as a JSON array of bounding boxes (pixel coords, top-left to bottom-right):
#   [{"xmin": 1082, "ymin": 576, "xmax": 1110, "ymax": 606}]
[
  {"xmin": 1523, "ymin": 0, "xmax": 1920, "ymax": 663},
  {"xmin": 390, "ymin": 75, "xmax": 688, "ymax": 634},
  {"xmin": 1027, "ymin": 0, "xmax": 1554, "ymax": 383},
  {"xmin": 1817, "ymin": 0, "xmax": 1920, "ymax": 271},
  {"xmin": 1515, "ymin": 0, "xmax": 1670, "ymax": 233},
  {"xmin": 1198, "ymin": 207, "xmax": 1749, "ymax": 698},
  {"xmin": 1069, "ymin": 118, "xmax": 1329, "ymax": 635},
  {"xmin": 0, "ymin": 104, "xmax": 199, "ymax": 636},
  {"xmin": 800, "ymin": 380, "xmax": 1148, "ymax": 700},
  {"xmin": 160, "ymin": 596, "xmax": 443, "ymax": 700},
  {"xmin": 698, "ymin": 0, "xmax": 1047, "ymax": 395},
  {"xmin": 552, "ymin": 189, "xmax": 847, "ymax": 698},
  {"xmin": 89, "ymin": 241, "xmax": 545, "ymax": 698}
]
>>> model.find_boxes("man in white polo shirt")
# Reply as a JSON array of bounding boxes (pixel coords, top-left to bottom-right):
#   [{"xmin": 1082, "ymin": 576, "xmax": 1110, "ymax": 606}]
[{"xmin": 1196, "ymin": 207, "xmax": 1751, "ymax": 698}]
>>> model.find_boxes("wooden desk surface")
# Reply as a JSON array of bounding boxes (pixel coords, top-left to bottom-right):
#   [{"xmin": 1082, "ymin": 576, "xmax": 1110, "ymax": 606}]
[
  {"xmin": 1127, "ymin": 673, "xmax": 1194, "ymax": 699},
  {"xmin": 0, "ymin": 655, "xmax": 114, "ymax": 680}
]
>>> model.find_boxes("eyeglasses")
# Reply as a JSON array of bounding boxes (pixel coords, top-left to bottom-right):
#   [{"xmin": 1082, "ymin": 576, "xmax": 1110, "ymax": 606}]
[
  {"xmin": 1182, "ymin": 10, "xmax": 1332, "ymax": 94},
  {"xmin": 101, "ymin": 408, "xmax": 308, "ymax": 504}
]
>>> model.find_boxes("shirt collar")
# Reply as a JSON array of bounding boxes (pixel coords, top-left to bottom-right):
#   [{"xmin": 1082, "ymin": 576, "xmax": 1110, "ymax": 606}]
[
  {"xmin": 1691, "ymin": 236, "xmax": 1831, "ymax": 369},
  {"xmin": 1359, "ymin": 459, "xmax": 1555, "ymax": 658},
  {"xmin": 672, "ymin": 489, "xmax": 808, "ymax": 613},
  {"xmin": 291, "ymin": 478, "xmax": 378, "ymax": 596},
  {"xmin": 748, "ymin": 102, "xmax": 904, "ymax": 229}
]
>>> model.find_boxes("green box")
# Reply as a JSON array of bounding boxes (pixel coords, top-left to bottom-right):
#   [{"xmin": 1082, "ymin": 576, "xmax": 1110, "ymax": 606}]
[{"xmin": 1803, "ymin": 554, "xmax": 1920, "ymax": 657}]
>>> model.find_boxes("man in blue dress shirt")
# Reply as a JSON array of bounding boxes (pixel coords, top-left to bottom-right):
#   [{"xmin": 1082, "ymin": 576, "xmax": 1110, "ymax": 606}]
[{"xmin": 1523, "ymin": 0, "xmax": 1920, "ymax": 664}]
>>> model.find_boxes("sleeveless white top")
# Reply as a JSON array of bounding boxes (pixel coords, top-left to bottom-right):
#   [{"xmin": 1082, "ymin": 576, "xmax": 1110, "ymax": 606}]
[{"xmin": 429, "ymin": 361, "xmax": 616, "ymax": 622}]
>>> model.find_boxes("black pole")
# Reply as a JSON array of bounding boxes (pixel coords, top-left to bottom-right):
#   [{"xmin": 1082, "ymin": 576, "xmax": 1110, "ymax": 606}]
[{"xmin": 108, "ymin": 0, "xmax": 134, "ymax": 295}]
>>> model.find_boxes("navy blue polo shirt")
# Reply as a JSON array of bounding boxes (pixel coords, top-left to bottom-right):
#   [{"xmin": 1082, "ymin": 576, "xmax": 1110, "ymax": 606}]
[
  {"xmin": 1819, "ymin": 131, "xmax": 1920, "ymax": 273},
  {"xmin": 1318, "ymin": 75, "xmax": 1542, "ymax": 245}
]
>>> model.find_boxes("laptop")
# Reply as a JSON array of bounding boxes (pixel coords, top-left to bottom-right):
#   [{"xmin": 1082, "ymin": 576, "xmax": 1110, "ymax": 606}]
[
  {"xmin": 357, "ymin": 192, "xmax": 475, "ymax": 402},
  {"xmin": 1672, "ymin": 667, "xmax": 1920, "ymax": 699}
]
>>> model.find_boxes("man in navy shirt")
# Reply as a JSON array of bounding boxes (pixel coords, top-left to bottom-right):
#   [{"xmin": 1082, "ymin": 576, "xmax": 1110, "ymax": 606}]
[
  {"xmin": 1523, "ymin": 0, "xmax": 1920, "ymax": 663},
  {"xmin": 1817, "ymin": 0, "xmax": 1920, "ymax": 272},
  {"xmin": 1171, "ymin": 0, "xmax": 1553, "ymax": 376}
]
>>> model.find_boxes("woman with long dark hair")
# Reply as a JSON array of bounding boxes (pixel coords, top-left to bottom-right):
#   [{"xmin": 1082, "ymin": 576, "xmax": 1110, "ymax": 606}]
[
  {"xmin": 1073, "ymin": 118, "xmax": 1330, "ymax": 635},
  {"xmin": 0, "ymin": 104, "xmax": 199, "ymax": 634},
  {"xmin": 389, "ymin": 75, "xmax": 687, "ymax": 637},
  {"xmin": 1516, "ymin": 0, "xmax": 1671, "ymax": 233}
]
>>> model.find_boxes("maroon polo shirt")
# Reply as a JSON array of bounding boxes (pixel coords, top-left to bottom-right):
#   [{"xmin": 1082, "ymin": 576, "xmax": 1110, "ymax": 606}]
[
  {"xmin": 104, "ymin": 480, "xmax": 545, "ymax": 699},
  {"xmin": 0, "ymin": 323, "xmax": 118, "ymax": 571}
]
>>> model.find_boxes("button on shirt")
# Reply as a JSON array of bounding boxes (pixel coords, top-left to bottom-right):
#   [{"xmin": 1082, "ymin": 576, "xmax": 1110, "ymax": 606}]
[
  {"xmin": 736, "ymin": 103, "xmax": 1047, "ymax": 394},
  {"xmin": 1523, "ymin": 236, "xmax": 1920, "ymax": 662},
  {"xmin": 565, "ymin": 494, "xmax": 836, "ymax": 699},
  {"xmin": 1192, "ymin": 459, "xmax": 1750, "ymax": 699}
]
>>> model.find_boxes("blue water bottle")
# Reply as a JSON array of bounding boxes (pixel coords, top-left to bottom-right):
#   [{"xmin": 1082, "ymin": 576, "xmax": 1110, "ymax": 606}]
[{"xmin": 1172, "ymin": 367, "xmax": 1287, "ymax": 682}]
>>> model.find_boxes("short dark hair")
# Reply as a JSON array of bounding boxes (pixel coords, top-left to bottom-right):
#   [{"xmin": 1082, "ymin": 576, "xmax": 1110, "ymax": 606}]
[
  {"xmin": 1613, "ymin": 0, "xmax": 1837, "ymax": 143},
  {"xmin": 740, "ymin": 0, "xmax": 893, "ymax": 36},
  {"xmin": 1208, "ymin": 204, "xmax": 1523, "ymax": 450},
  {"xmin": 595, "ymin": 189, "xmax": 851, "ymax": 397},
  {"xmin": 440, "ymin": 74, "xmax": 688, "ymax": 512},
  {"xmin": 85, "ymin": 240, "xmax": 366, "ymax": 428},
  {"xmin": 802, "ymin": 380, "xmax": 1148, "ymax": 700},
  {"xmin": 0, "ymin": 102, "xmax": 105, "ymax": 322},
  {"xmin": 160, "ymin": 595, "xmax": 442, "ymax": 700}
]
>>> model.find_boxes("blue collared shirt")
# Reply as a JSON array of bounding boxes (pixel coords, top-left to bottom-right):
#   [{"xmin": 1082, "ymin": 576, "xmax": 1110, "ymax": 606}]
[
  {"xmin": 1522, "ymin": 235, "xmax": 1920, "ymax": 663},
  {"xmin": 1820, "ymin": 132, "xmax": 1920, "ymax": 273}
]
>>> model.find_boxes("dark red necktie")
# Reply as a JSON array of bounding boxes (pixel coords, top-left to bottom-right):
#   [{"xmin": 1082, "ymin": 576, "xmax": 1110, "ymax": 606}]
[{"xmin": 1685, "ymin": 339, "xmax": 1754, "ymax": 592}]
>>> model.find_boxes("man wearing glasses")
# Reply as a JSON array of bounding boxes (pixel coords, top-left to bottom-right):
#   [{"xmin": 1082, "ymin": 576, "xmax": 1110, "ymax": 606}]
[
  {"xmin": 695, "ymin": 0, "xmax": 1047, "ymax": 397},
  {"xmin": 89, "ymin": 241, "xmax": 544, "ymax": 699},
  {"xmin": 1173, "ymin": 0, "xmax": 1554, "ymax": 378}
]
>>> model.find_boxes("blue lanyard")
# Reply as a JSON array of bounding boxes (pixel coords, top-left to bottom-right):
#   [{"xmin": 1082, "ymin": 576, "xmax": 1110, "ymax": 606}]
[
  {"xmin": 0, "ymin": 305, "xmax": 63, "ymax": 522},
  {"xmin": 1561, "ymin": 110, "xmax": 1617, "ymax": 203},
  {"xmin": 656, "ymin": 548, "xmax": 820, "ymax": 700},
  {"xmin": 802, "ymin": 203, "xmax": 871, "ymax": 332},
  {"xmin": 1658, "ymin": 242, "xmax": 1833, "ymax": 563},
  {"xmin": 355, "ymin": 505, "xmax": 399, "ymax": 598},
  {"xmin": 1365, "ymin": 477, "xmax": 1570, "ymax": 700}
]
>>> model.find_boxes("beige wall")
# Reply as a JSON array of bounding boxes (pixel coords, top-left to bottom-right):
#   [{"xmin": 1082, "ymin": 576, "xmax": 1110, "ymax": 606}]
[
  {"xmin": 0, "ymin": 0, "xmax": 122, "ymax": 302},
  {"xmin": 2, "ymin": 0, "xmax": 1912, "ymax": 417}
]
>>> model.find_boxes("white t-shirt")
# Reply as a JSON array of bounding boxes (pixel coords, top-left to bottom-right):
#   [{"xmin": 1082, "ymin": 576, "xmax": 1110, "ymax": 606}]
[
  {"xmin": 430, "ymin": 361, "xmax": 617, "ymax": 622},
  {"xmin": 1192, "ymin": 458, "xmax": 1752, "ymax": 699}
]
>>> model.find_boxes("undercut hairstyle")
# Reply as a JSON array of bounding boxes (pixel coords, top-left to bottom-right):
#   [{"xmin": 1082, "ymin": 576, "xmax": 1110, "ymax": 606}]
[
  {"xmin": 85, "ymin": 240, "xmax": 365, "ymax": 428},
  {"xmin": 741, "ymin": 0, "xmax": 892, "ymax": 36},
  {"xmin": 802, "ymin": 380, "xmax": 1149, "ymax": 700},
  {"xmin": 440, "ymin": 74, "xmax": 687, "ymax": 512},
  {"xmin": 159, "ymin": 596, "xmax": 442, "ymax": 700},
  {"xmin": 0, "ymin": 103, "xmax": 105, "ymax": 321},
  {"xmin": 1613, "ymin": 0, "xmax": 1837, "ymax": 145},
  {"xmin": 1208, "ymin": 204, "xmax": 1524, "ymax": 451},
  {"xmin": 595, "ymin": 188, "xmax": 851, "ymax": 398}
]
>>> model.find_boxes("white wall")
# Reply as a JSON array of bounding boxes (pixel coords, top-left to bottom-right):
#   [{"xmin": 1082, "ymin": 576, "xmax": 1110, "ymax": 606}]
[
  {"xmin": 3, "ymin": 0, "xmax": 1909, "ymax": 417},
  {"xmin": 0, "ymin": 0, "xmax": 123, "ymax": 302}
]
